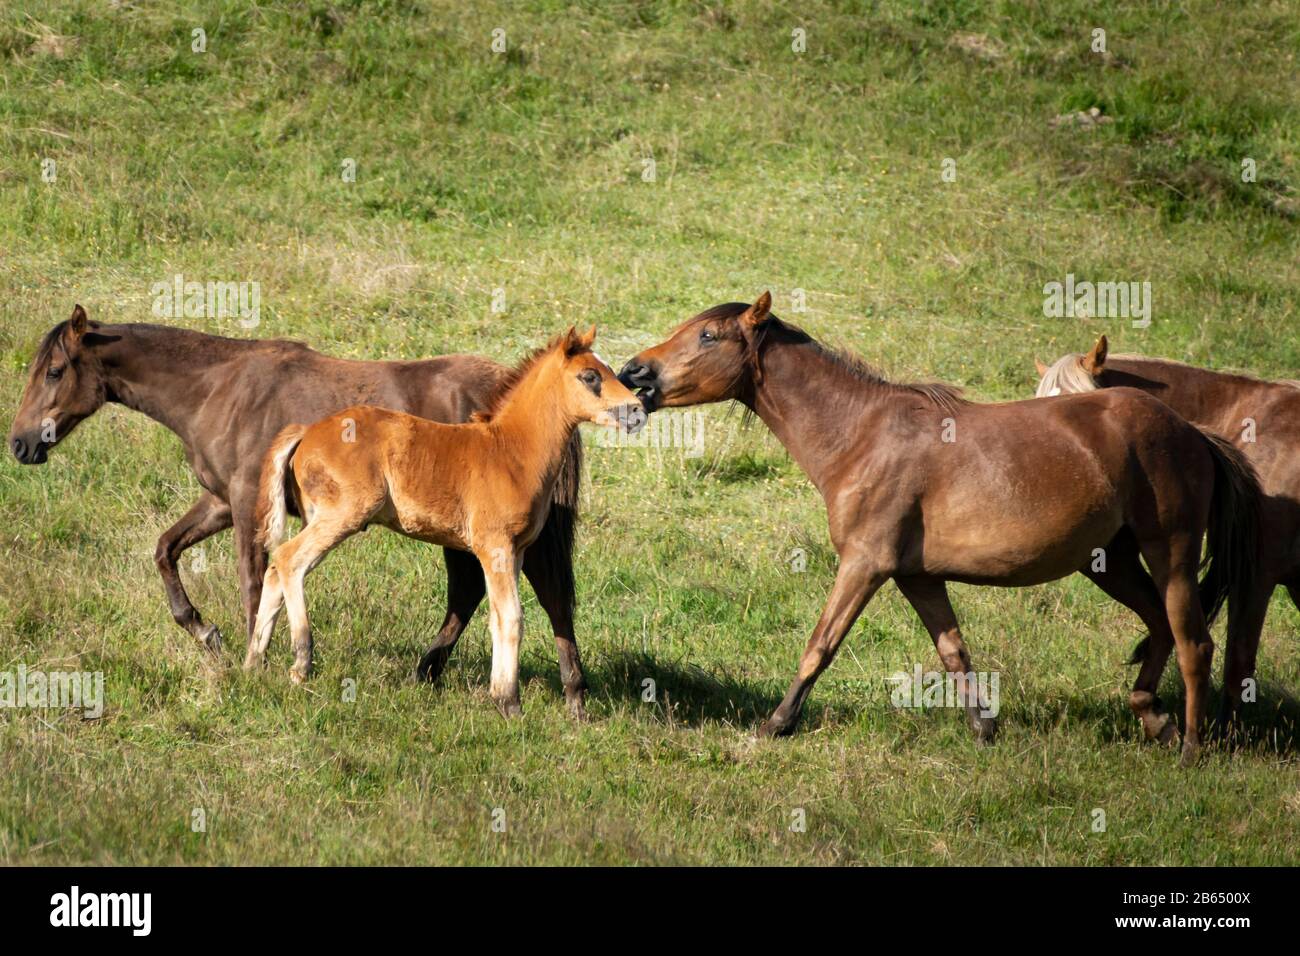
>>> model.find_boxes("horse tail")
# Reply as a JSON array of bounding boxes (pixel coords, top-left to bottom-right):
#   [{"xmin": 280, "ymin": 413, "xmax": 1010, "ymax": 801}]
[
  {"xmin": 528, "ymin": 430, "xmax": 583, "ymax": 621},
  {"xmin": 1197, "ymin": 427, "xmax": 1263, "ymax": 642},
  {"xmin": 1129, "ymin": 429, "xmax": 1261, "ymax": 666},
  {"xmin": 257, "ymin": 424, "xmax": 308, "ymax": 550}
]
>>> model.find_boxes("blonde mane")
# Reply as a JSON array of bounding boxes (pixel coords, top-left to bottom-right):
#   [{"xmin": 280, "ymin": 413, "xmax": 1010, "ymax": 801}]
[{"xmin": 1035, "ymin": 353, "xmax": 1101, "ymax": 397}]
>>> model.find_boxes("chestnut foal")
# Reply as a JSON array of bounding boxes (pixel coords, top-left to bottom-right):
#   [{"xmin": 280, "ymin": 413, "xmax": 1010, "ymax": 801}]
[{"xmin": 247, "ymin": 327, "xmax": 644, "ymax": 717}]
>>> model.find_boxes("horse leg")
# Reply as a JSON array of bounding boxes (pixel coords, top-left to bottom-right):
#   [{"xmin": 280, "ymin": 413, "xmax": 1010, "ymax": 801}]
[
  {"xmin": 1217, "ymin": 578, "xmax": 1274, "ymax": 733},
  {"xmin": 1080, "ymin": 530, "xmax": 1177, "ymax": 745},
  {"xmin": 245, "ymin": 564, "xmax": 285, "ymax": 670},
  {"xmin": 758, "ymin": 556, "xmax": 887, "ymax": 738},
  {"xmin": 153, "ymin": 492, "xmax": 232, "ymax": 655},
  {"xmin": 232, "ymin": 508, "xmax": 269, "ymax": 661},
  {"xmin": 522, "ymin": 544, "xmax": 587, "ymax": 720},
  {"xmin": 895, "ymin": 576, "xmax": 997, "ymax": 743},
  {"xmin": 274, "ymin": 518, "xmax": 355, "ymax": 684},
  {"xmin": 1140, "ymin": 537, "xmax": 1215, "ymax": 767},
  {"xmin": 416, "ymin": 547, "xmax": 486, "ymax": 684},
  {"xmin": 479, "ymin": 547, "xmax": 525, "ymax": 718}
]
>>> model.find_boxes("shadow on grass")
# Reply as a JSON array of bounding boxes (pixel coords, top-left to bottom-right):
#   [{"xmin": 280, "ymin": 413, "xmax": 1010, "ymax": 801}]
[
  {"xmin": 584, "ymin": 650, "xmax": 796, "ymax": 727},
  {"xmin": 1219, "ymin": 682, "xmax": 1300, "ymax": 756},
  {"xmin": 1016, "ymin": 679, "xmax": 1300, "ymax": 757},
  {"xmin": 392, "ymin": 635, "xmax": 1300, "ymax": 754}
]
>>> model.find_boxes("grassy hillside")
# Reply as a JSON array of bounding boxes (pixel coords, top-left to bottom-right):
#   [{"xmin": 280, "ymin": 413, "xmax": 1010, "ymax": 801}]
[{"xmin": 1, "ymin": 0, "xmax": 1298, "ymax": 864}]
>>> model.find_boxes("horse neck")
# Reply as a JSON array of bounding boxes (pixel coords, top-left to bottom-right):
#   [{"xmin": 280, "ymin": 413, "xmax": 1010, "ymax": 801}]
[
  {"xmin": 93, "ymin": 324, "xmax": 236, "ymax": 442},
  {"xmin": 487, "ymin": 356, "xmax": 581, "ymax": 501},
  {"xmin": 742, "ymin": 338, "xmax": 879, "ymax": 496},
  {"xmin": 1104, "ymin": 357, "xmax": 1270, "ymax": 434}
]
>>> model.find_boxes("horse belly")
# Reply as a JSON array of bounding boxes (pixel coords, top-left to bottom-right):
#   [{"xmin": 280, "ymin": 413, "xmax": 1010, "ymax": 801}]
[
  {"xmin": 918, "ymin": 497, "xmax": 1123, "ymax": 586},
  {"xmin": 377, "ymin": 486, "xmax": 467, "ymax": 550}
]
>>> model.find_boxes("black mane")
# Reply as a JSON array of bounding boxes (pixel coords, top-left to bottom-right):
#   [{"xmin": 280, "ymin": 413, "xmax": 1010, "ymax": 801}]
[{"xmin": 692, "ymin": 301, "xmax": 966, "ymax": 413}]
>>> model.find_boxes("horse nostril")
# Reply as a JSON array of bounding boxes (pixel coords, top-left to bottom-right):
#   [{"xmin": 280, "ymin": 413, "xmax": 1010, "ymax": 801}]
[
  {"xmin": 619, "ymin": 363, "xmax": 652, "ymax": 387},
  {"xmin": 621, "ymin": 404, "xmax": 647, "ymax": 433},
  {"xmin": 11, "ymin": 438, "xmax": 25, "ymax": 462}
]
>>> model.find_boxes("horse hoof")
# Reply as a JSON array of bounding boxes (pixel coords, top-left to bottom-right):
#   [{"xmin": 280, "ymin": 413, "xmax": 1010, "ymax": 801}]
[
  {"xmin": 289, "ymin": 666, "xmax": 310, "ymax": 685},
  {"xmin": 495, "ymin": 698, "xmax": 523, "ymax": 719},
  {"xmin": 971, "ymin": 715, "xmax": 998, "ymax": 745},
  {"xmin": 1153, "ymin": 715, "xmax": 1180, "ymax": 747},
  {"xmin": 417, "ymin": 647, "xmax": 452, "ymax": 684},
  {"xmin": 757, "ymin": 718, "xmax": 792, "ymax": 739},
  {"xmin": 242, "ymin": 653, "xmax": 263, "ymax": 672},
  {"xmin": 1179, "ymin": 741, "xmax": 1202, "ymax": 768},
  {"xmin": 566, "ymin": 695, "xmax": 588, "ymax": 722},
  {"xmin": 199, "ymin": 625, "xmax": 223, "ymax": 656},
  {"xmin": 1139, "ymin": 709, "xmax": 1179, "ymax": 746}
]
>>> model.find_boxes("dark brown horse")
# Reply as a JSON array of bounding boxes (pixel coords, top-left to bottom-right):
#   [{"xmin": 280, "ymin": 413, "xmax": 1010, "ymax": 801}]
[
  {"xmin": 620, "ymin": 293, "xmax": 1261, "ymax": 764},
  {"xmin": 1037, "ymin": 337, "xmax": 1297, "ymax": 727},
  {"xmin": 8, "ymin": 305, "xmax": 590, "ymax": 716}
]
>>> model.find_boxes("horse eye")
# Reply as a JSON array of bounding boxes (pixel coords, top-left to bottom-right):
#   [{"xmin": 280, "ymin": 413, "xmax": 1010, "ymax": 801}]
[
  {"xmin": 46, "ymin": 366, "xmax": 63, "ymax": 381},
  {"xmin": 580, "ymin": 369, "xmax": 599, "ymax": 385},
  {"xmin": 700, "ymin": 329, "xmax": 715, "ymax": 343}
]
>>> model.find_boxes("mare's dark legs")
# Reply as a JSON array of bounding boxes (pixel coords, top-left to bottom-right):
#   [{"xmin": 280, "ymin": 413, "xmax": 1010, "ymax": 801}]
[
  {"xmin": 1218, "ymin": 579, "xmax": 1275, "ymax": 732},
  {"xmin": 417, "ymin": 548, "xmax": 486, "ymax": 683},
  {"xmin": 522, "ymin": 546, "xmax": 588, "ymax": 720},
  {"xmin": 758, "ymin": 553, "xmax": 887, "ymax": 737},
  {"xmin": 895, "ymin": 576, "xmax": 997, "ymax": 742},
  {"xmin": 1081, "ymin": 529, "xmax": 1178, "ymax": 745},
  {"xmin": 232, "ymin": 503, "xmax": 268, "ymax": 660},
  {"xmin": 154, "ymin": 492, "xmax": 232, "ymax": 655}
]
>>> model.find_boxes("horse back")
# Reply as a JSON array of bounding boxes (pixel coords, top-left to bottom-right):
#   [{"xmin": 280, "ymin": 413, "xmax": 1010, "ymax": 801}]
[{"xmin": 202, "ymin": 346, "xmax": 511, "ymax": 494}]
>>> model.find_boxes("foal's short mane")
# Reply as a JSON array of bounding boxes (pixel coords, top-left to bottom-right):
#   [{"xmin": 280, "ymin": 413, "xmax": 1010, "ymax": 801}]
[
  {"xmin": 474, "ymin": 333, "xmax": 588, "ymax": 422},
  {"xmin": 698, "ymin": 302, "xmax": 966, "ymax": 414}
]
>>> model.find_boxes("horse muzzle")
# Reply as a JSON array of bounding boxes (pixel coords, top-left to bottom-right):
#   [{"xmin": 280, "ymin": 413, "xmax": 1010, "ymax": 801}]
[
  {"xmin": 617, "ymin": 403, "xmax": 648, "ymax": 434},
  {"xmin": 10, "ymin": 434, "xmax": 49, "ymax": 465},
  {"xmin": 618, "ymin": 360, "xmax": 662, "ymax": 413}
]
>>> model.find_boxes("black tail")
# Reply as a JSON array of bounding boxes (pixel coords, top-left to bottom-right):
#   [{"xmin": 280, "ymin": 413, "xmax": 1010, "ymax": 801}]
[
  {"xmin": 527, "ymin": 430, "xmax": 583, "ymax": 620},
  {"xmin": 1129, "ymin": 429, "xmax": 1261, "ymax": 665}
]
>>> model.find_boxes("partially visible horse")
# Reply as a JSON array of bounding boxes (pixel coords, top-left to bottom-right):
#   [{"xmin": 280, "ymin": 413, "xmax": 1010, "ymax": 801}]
[
  {"xmin": 9, "ymin": 305, "xmax": 589, "ymax": 715},
  {"xmin": 1037, "ymin": 336, "xmax": 1296, "ymax": 726},
  {"xmin": 251, "ymin": 327, "xmax": 643, "ymax": 715},
  {"xmin": 620, "ymin": 293, "xmax": 1261, "ymax": 765}
]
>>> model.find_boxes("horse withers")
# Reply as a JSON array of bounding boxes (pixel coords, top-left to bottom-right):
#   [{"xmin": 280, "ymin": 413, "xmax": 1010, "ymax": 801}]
[
  {"xmin": 9, "ymin": 305, "xmax": 590, "ymax": 715},
  {"xmin": 250, "ymin": 327, "xmax": 645, "ymax": 717},
  {"xmin": 620, "ymin": 293, "xmax": 1262, "ymax": 765}
]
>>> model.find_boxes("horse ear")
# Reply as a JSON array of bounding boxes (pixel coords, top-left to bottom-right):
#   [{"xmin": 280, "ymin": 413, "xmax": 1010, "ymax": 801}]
[
  {"xmin": 1081, "ymin": 335, "xmax": 1108, "ymax": 376},
  {"xmin": 1035, "ymin": 357, "xmax": 1049, "ymax": 377},
  {"xmin": 68, "ymin": 304, "xmax": 88, "ymax": 341},
  {"xmin": 741, "ymin": 291, "xmax": 772, "ymax": 327},
  {"xmin": 561, "ymin": 325, "xmax": 592, "ymax": 356}
]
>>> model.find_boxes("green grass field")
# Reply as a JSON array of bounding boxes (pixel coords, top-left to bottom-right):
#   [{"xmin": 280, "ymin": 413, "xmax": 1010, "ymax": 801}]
[{"xmin": 2, "ymin": 0, "xmax": 1299, "ymax": 865}]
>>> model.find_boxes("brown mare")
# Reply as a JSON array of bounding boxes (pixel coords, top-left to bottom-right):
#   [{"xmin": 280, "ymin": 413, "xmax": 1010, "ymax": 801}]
[
  {"xmin": 9, "ymin": 305, "xmax": 590, "ymax": 715},
  {"xmin": 249, "ymin": 327, "xmax": 643, "ymax": 715},
  {"xmin": 1038, "ymin": 337, "xmax": 1296, "ymax": 727},
  {"xmin": 620, "ymin": 293, "xmax": 1261, "ymax": 764}
]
